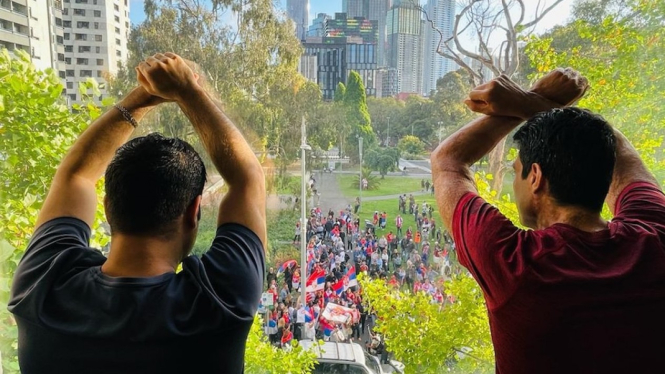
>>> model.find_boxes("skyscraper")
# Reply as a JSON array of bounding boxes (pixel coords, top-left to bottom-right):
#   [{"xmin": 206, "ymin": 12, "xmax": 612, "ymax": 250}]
[
  {"xmin": 422, "ymin": 0, "xmax": 455, "ymax": 95},
  {"xmin": 342, "ymin": 0, "xmax": 390, "ymax": 66},
  {"xmin": 307, "ymin": 13, "xmax": 330, "ymax": 37},
  {"xmin": 386, "ymin": 0, "xmax": 423, "ymax": 94},
  {"xmin": 287, "ymin": 0, "xmax": 309, "ymax": 41}
]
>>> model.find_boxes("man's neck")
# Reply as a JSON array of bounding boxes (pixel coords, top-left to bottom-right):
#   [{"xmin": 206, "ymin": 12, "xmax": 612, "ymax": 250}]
[
  {"xmin": 536, "ymin": 204, "xmax": 607, "ymax": 232},
  {"xmin": 101, "ymin": 234, "xmax": 182, "ymax": 277}
]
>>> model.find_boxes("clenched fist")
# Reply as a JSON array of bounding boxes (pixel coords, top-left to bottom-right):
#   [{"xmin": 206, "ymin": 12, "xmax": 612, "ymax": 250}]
[
  {"xmin": 529, "ymin": 67, "xmax": 589, "ymax": 106},
  {"xmin": 136, "ymin": 52, "xmax": 200, "ymax": 102}
]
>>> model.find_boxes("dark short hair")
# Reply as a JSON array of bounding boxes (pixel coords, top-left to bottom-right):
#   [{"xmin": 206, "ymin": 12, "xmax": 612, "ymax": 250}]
[
  {"xmin": 105, "ymin": 133, "xmax": 206, "ymax": 235},
  {"xmin": 513, "ymin": 108, "xmax": 615, "ymax": 212}
]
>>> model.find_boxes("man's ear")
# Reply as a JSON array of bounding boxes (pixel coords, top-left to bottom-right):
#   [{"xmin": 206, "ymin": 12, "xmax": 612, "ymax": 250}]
[
  {"xmin": 530, "ymin": 163, "xmax": 546, "ymax": 194},
  {"xmin": 185, "ymin": 195, "xmax": 203, "ymax": 229}
]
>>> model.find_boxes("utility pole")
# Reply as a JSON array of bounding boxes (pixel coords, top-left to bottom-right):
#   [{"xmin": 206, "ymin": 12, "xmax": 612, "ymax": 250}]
[
  {"xmin": 358, "ymin": 136, "xmax": 363, "ymax": 212},
  {"xmin": 300, "ymin": 116, "xmax": 311, "ymax": 308}
]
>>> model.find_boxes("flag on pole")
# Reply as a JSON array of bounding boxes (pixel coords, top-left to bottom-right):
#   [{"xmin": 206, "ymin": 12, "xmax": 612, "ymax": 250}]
[
  {"xmin": 345, "ymin": 266, "xmax": 358, "ymax": 289},
  {"xmin": 305, "ymin": 268, "xmax": 326, "ymax": 292}
]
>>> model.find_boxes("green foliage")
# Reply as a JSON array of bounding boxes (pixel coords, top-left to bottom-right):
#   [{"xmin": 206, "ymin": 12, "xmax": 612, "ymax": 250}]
[
  {"xmin": 245, "ymin": 315, "xmax": 318, "ymax": 374},
  {"xmin": 334, "ymin": 82, "xmax": 346, "ymax": 102},
  {"xmin": 343, "ymin": 71, "xmax": 376, "ymax": 160},
  {"xmin": 350, "ymin": 167, "xmax": 381, "ymax": 191},
  {"xmin": 360, "ymin": 273, "xmax": 494, "ymax": 373},
  {"xmin": 398, "ymin": 135, "xmax": 426, "ymax": 155},
  {"xmin": 524, "ymin": 0, "xmax": 665, "ymax": 182},
  {"xmin": 0, "ymin": 49, "xmax": 109, "ymax": 373},
  {"xmin": 365, "ymin": 147, "xmax": 400, "ymax": 178}
]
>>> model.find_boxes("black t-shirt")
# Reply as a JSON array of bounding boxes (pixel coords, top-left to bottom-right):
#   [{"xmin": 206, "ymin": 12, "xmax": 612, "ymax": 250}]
[{"xmin": 8, "ymin": 217, "xmax": 265, "ymax": 374}]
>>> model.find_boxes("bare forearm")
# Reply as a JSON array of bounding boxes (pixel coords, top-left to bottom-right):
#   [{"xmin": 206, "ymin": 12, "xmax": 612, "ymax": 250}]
[
  {"xmin": 177, "ymin": 88, "xmax": 263, "ymax": 186},
  {"xmin": 606, "ymin": 127, "xmax": 658, "ymax": 213},
  {"xmin": 432, "ymin": 115, "xmax": 522, "ymax": 170},
  {"xmin": 58, "ymin": 87, "xmax": 156, "ymax": 182}
]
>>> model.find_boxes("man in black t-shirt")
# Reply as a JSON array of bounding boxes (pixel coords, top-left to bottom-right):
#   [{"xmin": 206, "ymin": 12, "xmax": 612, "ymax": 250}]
[{"xmin": 8, "ymin": 53, "xmax": 266, "ymax": 374}]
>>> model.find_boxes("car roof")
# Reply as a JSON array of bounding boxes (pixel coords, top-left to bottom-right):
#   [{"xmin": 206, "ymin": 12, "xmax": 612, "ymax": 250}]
[{"xmin": 300, "ymin": 340, "xmax": 366, "ymax": 365}]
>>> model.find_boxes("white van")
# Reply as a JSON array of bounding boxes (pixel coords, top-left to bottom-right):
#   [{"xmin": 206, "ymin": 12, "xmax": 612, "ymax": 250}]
[{"xmin": 299, "ymin": 340, "xmax": 404, "ymax": 374}]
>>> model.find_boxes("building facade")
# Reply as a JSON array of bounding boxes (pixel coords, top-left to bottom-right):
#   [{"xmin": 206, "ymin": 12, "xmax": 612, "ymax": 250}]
[
  {"xmin": 286, "ymin": 0, "xmax": 308, "ymax": 41},
  {"xmin": 342, "ymin": 0, "xmax": 390, "ymax": 67},
  {"xmin": 326, "ymin": 12, "xmax": 377, "ymax": 44},
  {"xmin": 1, "ymin": 0, "xmax": 129, "ymax": 104},
  {"xmin": 386, "ymin": 0, "xmax": 423, "ymax": 94},
  {"xmin": 307, "ymin": 13, "xmax": 329, "ymax": 37},
  {"xmin": 60, "ymin": 0, "xmax": 130, "ymax": 103},
  {"xmin": 422, "ymin": 0, "xmax": 455, "ymax": 95},
  {"xmin": 0, "ymin": 0, "xmax": 64, "ymax": 71},
  {"xmin": 303, "ymin": 35, "xmax": 378, "ymax": 101}
]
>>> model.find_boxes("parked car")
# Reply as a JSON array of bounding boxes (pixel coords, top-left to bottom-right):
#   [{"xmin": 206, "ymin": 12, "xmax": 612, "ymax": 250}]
[{"xmin": 299, "ymin": 340, "xmax": 404, "ymax": 374}]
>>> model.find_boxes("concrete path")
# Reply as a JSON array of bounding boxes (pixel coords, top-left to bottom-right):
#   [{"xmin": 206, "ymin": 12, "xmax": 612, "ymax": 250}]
[{"xmin": 313, "ymin": 170, "xmax": 352, "ymax": 211}]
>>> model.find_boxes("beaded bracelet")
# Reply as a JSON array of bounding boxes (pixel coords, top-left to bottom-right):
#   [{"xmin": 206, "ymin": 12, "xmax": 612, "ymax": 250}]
[{"xmin": 113, "ymin": 104, "xmax": 138, "ymax": 128}]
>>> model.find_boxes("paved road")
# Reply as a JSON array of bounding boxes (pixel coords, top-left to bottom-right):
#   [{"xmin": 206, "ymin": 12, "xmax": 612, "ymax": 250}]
[{"xmin": 313, "ymin": 171, "xmax": 352, "ymax": 211}]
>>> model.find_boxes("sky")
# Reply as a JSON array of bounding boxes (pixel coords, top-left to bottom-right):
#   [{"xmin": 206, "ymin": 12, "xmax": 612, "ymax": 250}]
[{"xmin": 129, "ymin": 0, "xmax": 575, "ymax": 38}]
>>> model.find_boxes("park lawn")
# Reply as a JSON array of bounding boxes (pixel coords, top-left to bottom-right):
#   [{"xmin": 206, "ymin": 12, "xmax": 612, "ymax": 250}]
[
  {"xmin": 355, "ymin": 196, "xmax": 446, "ymax": 239},
  {"xmin": 336, "ymin": 174, "xmax": 426, "ymax": 198}
]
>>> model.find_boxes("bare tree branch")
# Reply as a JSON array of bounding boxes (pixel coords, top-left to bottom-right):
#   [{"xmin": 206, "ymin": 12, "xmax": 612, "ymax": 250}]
[{"xmin": 522, "ymin": 0, "xmax": 565, "ymax": 28}]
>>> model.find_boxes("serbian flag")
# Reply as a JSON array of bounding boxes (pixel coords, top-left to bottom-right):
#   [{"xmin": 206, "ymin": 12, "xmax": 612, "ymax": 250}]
[
  {"xmin": 306, "ymin": 268, "xmax": 326, "ymax": 292},
  {"xmin": 331, "ymin": 279, "xmax": 345, "ymax": 296},
  {"xmin": 345, "ymin": 266, "xmax": 358, "ymax": 289},
  {"xmin": 304, "ymin": 306, "xmax": 315, "ymax": 323},
  {"xmin": 278, "ymin": 260, "xmax": 297, "ymax": 274},
  {"xmin": 319, "ymin": 317, "xmax": 335, "ymax": 337}
]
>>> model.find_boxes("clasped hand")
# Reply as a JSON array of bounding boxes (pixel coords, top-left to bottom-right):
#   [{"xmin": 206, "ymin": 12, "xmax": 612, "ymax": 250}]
[
  {"xmin": 464, "ymin": 68, "xmax": 590, "ymax": 120},
  {"xmin": 135, "ymin": 52, "xmax": 200, "ymax": 103}
]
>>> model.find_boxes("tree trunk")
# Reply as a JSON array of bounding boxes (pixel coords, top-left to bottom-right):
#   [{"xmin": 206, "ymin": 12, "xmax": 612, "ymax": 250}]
[{"xmin": 488, "ymin": 138, "xmax": 507, "ymax": 195}]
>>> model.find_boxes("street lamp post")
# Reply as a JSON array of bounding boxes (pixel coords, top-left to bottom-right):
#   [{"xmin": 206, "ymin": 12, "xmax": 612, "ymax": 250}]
[
  {"xmin": 386, "ymin": 116, "xmax": 391, "ymax": 146},
  {"xmin": 300, "ymin": 116, "xmax": 311, "ymax": 308},
  {"xmin": 358, "ymin": 136, "xmax": 363, "ymax": 213}
]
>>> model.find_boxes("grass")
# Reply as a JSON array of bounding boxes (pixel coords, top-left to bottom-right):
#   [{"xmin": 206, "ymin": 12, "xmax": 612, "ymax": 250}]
[
  {"xmin": 337, "ymin": 174, "xmax": 427, "ymax": 198},
  {"xmin": 355, "ymin": 195, "xmax": 445, "ymax": 239}
]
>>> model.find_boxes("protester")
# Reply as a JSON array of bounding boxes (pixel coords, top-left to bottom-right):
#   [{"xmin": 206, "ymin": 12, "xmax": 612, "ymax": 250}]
[
  {"xmin": 432, "ymin": 68, "xmax": 665, "ymax": 372},
  {"xmin": 8, "ymin": 53, "xmax": 265, "ymax": 373}
]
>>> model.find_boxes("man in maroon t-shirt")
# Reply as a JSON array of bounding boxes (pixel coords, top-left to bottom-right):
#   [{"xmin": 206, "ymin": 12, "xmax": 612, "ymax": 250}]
[{"xmin": 432, "ymin": 69, "xmax": 665, "ymax": 373}]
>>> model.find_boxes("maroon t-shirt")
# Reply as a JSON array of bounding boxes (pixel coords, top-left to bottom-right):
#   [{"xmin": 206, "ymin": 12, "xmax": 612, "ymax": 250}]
[{"xmin": 453, "ymin": 182, "xmax": 665, "ymax": 373}]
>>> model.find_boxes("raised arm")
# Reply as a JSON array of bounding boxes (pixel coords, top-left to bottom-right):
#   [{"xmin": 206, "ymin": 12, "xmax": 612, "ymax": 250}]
[
  {"xmin": 137, "ymin": 53, "xmax": 267, "ymax": 247},
  {"xmin": 605, "ymin": 128, "xmax": 659, "ymax": 213},
  {"xmin": 36, "ymin": 87, "xmax": 162, "ymax": 228},
  {"xmin": 431, "ymin": 69, "xmax": 588, "ymax": 230}
]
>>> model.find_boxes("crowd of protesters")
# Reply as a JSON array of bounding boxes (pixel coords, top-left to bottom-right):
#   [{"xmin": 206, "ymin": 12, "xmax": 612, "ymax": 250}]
[{"xmin": 263, "ymin": 195, "xmax": 459, "ymax": 352}]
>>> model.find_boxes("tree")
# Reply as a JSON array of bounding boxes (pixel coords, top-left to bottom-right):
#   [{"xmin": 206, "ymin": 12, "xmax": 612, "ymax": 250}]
[
  {"xmin": 398, "ymin": 135, "xmax": 426, "ymax": 156},
  {"xmin": 431, "ymin": 70, "xmax": 476, "ymax": 141},
  {"xmin": 0, "ymin": 49, "xmax": 110, "ymax": 373},
  {"xmin": 244, "ymin": 315, "xmax": 318, "ymax": 374},
  {"xmin": 524, "ymin": 0, "xmax": 665, "ymax": 180},
  {"xmin": 360, "ymin": 273, "xmax": 494, "ymax": 373},
  {"xmin": 365, "ymin": 147, "xmax": 401, "ymax": 178},
  {"xmin": 334, "ymin": 82, "xmax": 346, "ymax": 102},
  {"xmin": 367, "ymin": 97, "xmax": 405, "ymax": 146},
  {"xmin": 414, "ymin": 0, "xmax": 566, "ymax": 194},
  {"xmin": 343, "ymin": 71, "xmax": 376, "ymax": 161}
]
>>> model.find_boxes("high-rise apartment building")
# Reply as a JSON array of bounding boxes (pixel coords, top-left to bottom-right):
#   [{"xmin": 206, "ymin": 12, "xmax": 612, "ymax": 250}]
[
  {"xmin": 287, "ymin": 0, "xmax": 308, "ymax": 41},
  {"xmin": 61, "ymin": 0, "xmax": 130, "ymax": 103},
  {"xmin": 342, "ymin": 0, "xmax": 390, "ymax": 66},
  {"xmin": 422, "ymin": 0, "xmax": 455, "ymax": 95},
  {"xmin": 307, "ymin": 13, "xmax": 330, "ymax": 37},
  {"xmin": 1, "ymin": 0, "xmax": 129, "ymax": 104},
  {"xmin": 386, "ymin": 0, "xmax": 423, "ymax": 94},
  {"xmin": 1, "ymin": 0, "xmax": 64, "ymax": 71}
]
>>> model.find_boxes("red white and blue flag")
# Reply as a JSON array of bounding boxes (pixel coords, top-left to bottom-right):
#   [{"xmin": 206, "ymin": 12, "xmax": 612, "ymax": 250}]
[
  {"xmin": 331, "ymin": 279, "xmax": 345, "ymax": 296},
  {"xmin": 345, "ymin": 266, "xmax": 358, "ymax": 289},
  {"xmin": 306, "ymin": 268, "xmax": 326, "ymax": 292}
]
